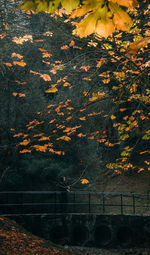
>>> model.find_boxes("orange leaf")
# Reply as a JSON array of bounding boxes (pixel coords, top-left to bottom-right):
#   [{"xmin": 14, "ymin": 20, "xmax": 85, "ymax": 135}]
[
  {"xmin": 110, "ymin": 0, "xmax": 138, "ymax": 8},
  {"xmin": 79, "ymin": 116, "xmax": 86, "ymax": 120},
  {"xmin": 38, "ymin": 48, "xmax": 47, "ymax": 52},
  {"xmin": 19, "ymin": 149, "xmax": 31, "ymax": 153},
  {"xmin": 19, "ymin": 139, "xmax": 30, "ymax": 146},
  {"xmin": 47, "ymin": 104, "xmax": 55, "ymax": 108},
  {"xmin": 140, "ymin": 151, "xmax": 150, "ymax": 155},
  {"xmin": 120, "ymin": 108, "xmax": 127, "ymax": 112},
  {"xmin": 63, "ymin": 82, "xmax": 71, "ymax": 87},
  {"xmin": 49, "ymin": 119, "xmax": 56, "ymax": 124},
  {"xmin": 11, "ymin": 53, "xmax": 23, "ymax": 59},
  {"xmin": 78, "ymin": 133, "xmax": 86, "ymax": 137},
  {"xmin": 42, "ymin": 52, "xmax": 52, "ymax": 58},
  {"xmin": 98, "ymin": 139, "xmax": 106, "ymax": 143},
  {"xmin": 40, "ymin": 74, "xmax": 51, "ymax": 81},
  {"xmin": 57, "ymin": 136, "xmax": 71, "ymax": 141},
  {"xmin": 39, "ymin": 136, "xmax": 50, "ymax": 141},
  {"xmin": 110, "ymin": 115, "xmax": 116, "ymax": 120},
  {"xmin": 67, "ymin": 107, "xmax": 74, "ymax": 110},
  {"xmin": 4, "ymin": 62, "xmax": 12, "ymax": 67},
  {"xmin": 137, "ymin": 168, "xmax": 144, "ymax": 173},
  {"xmin": 19, "ymin": 93, "xmax": 26, "ymax": 97},
  {"xmin": 13, "ymin": 60, "xmax": 26, "ymax": 67},
  {"xmin": 69, "ymin": 40, "xmax": 75, "ymax": 47},
  {"xmin": 81, "ymin": 178, "xmax": 89, "ymax": 184},
  {"xmin": 96, "ymin": 58, "xmax": 107, "ymax": 68},
  {"xmin": 32, "ymin": 145, "xmax": 47, "ymax": 152},
  {"xmin": 12, "ymin": 92, "xmax": 18, "ymax": 96},
  {"xmin": 13, "ymin": 133, "xmax": 23, "ymax": 137},
  {"xmin": 88, "ymin": 136, "xmax": 94, "ymax": 139},
  {"xmin": 66, "ymin": 116, "xmax": 72, "ymax": 121},
  {"xmin": 61, "ymin": 45, "xmax": 69, "ymax": 50},
  {"xmin": 95, "ymin": 19, "xmax": 115, "ymax": 39},
  {"xmin": 102, "ymin": 78, "xmax": 110, "ymax": 84},
  {"xmin": 15, "ymin": 80, "xmax": 27, "ymax": 85},
  {"xmin": 112, "ymin": 9, "xmax": 132, "ymax": 32},
  {"xmin": 82, "ymin": 77, "xmax": 91, "ymax": 81},
  {"xmin": 80, "ymin": 65, "xmax": 90, "ymax": 72},
  {"xmin": 128, "ymin": 37, "xmax": 150, "ymax": 55}
]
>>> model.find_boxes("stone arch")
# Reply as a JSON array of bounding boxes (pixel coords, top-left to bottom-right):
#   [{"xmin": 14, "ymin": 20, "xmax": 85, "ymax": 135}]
[
  {"xmin": 94, "ymin": 224, "xmax": 112, "ymax": 247},
  {"xmin": 71, "ymin": 224, "xmax": 89, "ymax": 245},
  {"xmin": 50, "ymin": 224, "xmax": 69, "ymax": 244},
  {"xmin": 116, "ymin": 225, "xmax": 133, "ymax": 247}
]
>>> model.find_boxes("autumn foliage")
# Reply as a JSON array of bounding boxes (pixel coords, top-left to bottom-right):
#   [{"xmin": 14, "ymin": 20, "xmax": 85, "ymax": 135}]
[
  {"xmin": 0, "ymin": 217, "xmax": 74, "ymax": 255},
  {"xmin": 1, "ymin": 0, "xmax": 150, "ymax": 176},
  {"xmin": 19, "ymin": 0, "xmax": 138, "ymax": 38}
]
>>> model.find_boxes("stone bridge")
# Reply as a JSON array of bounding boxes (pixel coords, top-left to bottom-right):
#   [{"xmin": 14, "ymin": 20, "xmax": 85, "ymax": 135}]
[{"xmin": 0, "ymin": 191, "xmax": 150, "ymax": 248}]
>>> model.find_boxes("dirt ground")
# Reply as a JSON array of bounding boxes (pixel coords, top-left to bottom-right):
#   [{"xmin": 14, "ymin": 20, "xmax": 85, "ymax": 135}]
[{"xmin": 87, "ymin": 171, "xmax": 150, "ymax": 194}]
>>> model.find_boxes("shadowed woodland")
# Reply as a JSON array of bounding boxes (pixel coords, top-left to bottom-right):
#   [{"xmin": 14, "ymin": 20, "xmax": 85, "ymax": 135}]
[{"xmin": 0, "ymin": 0, "xmax": 150, "ymax": 254}]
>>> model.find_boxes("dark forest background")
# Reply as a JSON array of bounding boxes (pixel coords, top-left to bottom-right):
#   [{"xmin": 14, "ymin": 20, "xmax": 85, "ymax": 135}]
[{"xmin": 0, "ymin": 0, "xmax": 150, "ymax": 193}]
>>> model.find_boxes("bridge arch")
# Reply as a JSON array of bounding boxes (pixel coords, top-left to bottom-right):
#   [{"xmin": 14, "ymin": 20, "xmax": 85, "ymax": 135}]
[
  {"xmin": 94, "ymin": 224, "xmax": 112, "ymax": 247},
  {"xmin": 71, "ymin": 224, "xmax": 89, "ymax": 245},
  {"xmin": 50, "ymin": 224, "xmax": 69, "ymax": 244},
  {"xmin": 116, "ymin": 225, "xmax": 133, "ymax": 247}
]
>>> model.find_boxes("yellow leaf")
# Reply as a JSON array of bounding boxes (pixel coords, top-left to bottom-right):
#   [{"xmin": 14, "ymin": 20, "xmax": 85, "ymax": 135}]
[
  {"xmin": 80, "ymin": 178, "xmax": 89, "ymax": 184},
  {"xmin": 74, "ymin": 12, "xmax": 98, "ymax": 38},
  {"xmin": 36, "ymin": 0, "xmax": 49, "ymax": 12},
  {"xmin": 61, "ymin": 0, "xmax": 80, "ymax": 12},
  {"xmin": 19, "ymin": 0, "xmax": 36, "ymax": 10},
  {"xmin": 70, "ymin": 3, "xmax": 91, "ymax": 18},
  {"xmin": 47, "ymin": 0, "xmax": 60, "ymax": 13},
  {"xmin": 45, "ymin": 87, "xmax": 58, "ymax": 93}
]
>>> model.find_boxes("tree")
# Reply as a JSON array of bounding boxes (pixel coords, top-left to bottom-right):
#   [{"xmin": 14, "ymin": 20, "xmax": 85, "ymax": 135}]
[{"xmin": 1, "ymin": 0, "xmax": 149, "ymax": 181}]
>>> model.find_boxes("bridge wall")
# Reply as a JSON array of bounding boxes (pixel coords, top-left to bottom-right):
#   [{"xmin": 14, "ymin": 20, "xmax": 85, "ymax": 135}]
[{"xmin": 12, "ymin": 214, "xmax": 150, "ymax": 248}]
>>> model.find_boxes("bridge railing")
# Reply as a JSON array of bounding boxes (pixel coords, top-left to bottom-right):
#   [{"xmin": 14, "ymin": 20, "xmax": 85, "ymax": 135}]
[{"xmin": 0, "ymin": 191, "xmax": 149, "ymax": 216}]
